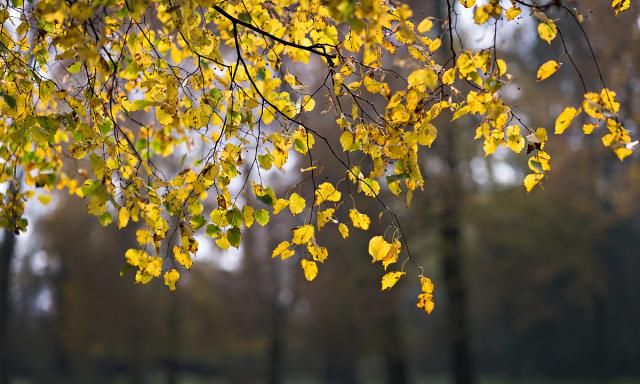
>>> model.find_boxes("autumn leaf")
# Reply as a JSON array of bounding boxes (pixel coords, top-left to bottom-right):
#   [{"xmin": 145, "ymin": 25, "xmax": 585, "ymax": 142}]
[
  {"xmin": 555, "ymin": 107, "xmax": 581, "ymax": 134},
  {"xmin": 538, "ymin": 20, "xmax": 557, "ymax": 44},
  {"xmin": 338, "ymin": 223, "xmax": 349, "ymax": 239},
  {"xmin": 459, "ymin": 0, "xmax": 475, "ymax": 8},
  {"xmin": 349, "ymin": 209, "xmax": 370, "ymax": 230},
  {"xmin": 292, "ymin": 225, "xmax": 314, "ymax": 245},
  {"xmin": 537, "ymin": 60, "xmax": 560, "ymax": 81},
  {"xmin": 301, "ymin": 259, "xmax": 318, "ymax": 281},
  {"xmin": 612, "ymin": 0, "xmax": 631, "ymax": 15},
  {"xmin": 163, "ymin": 269, "xmax": 180, "ymax": 291},
  {"xmin": 288, "ymin": 193, "xmax": 306, "ymax": 215},
  {"xmin": 315, "ymin": 183, "xmax": 341, "ymax": 205},
  {"xmin": 381, "ymin": 271, "xmax": 405, "ymax": 291},
  {"xmin": 272, "ymin": 241, "xmax": 295, "ymax": 260}
]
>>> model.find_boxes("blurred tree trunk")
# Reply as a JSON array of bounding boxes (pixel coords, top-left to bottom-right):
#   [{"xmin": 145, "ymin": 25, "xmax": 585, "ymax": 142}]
[
  {"xmin": 165, "ymin": 217, "xmax": 181, "ymax": 384},
  {"xmin": 242, "ymin": 180, "xmax": 286, "ymax": 384},
  {"xmin": 440, "ymin": 120, "xmax": 473, "ymax": 384},
  {"xmin": 265, "ymin": 233, "xmax": 287, "ymax": 384},
  {"xmin": 323, "ymin": 350, "xmax": 358, "ymax": 384},
  {"xmin": 267, "ymin": 294, "xmax": 285, "ymax": 384},
  {"xmin": 430, "ymin": 0, "xmax": 474, "ymax": 382},
  {"xmin": 0, "ymin": 230, "xmax": 16, "ymax": 384},
  {"xmin": 382, "ymin": 307, "xmax": 409, "ymax": 384},
  {"xmin": 165, "ymin": 295, "xmax": 179, "ymax": 384}
]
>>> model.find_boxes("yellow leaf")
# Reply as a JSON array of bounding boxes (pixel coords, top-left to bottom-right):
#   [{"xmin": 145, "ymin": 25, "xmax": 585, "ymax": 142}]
[
  {"xmin": 536, "ymin": 60, "xmax": 560, "ymax": 81},
  {"xmin": 452, "ymin": 105, "xmax": 470, "ymax": 121},
  {"xmin": 125, "ymin": 248, "xmax": 145, "ymax": 267},
  {"xmin": 554, "ymin": 107, "xmax": 580, "ymax": 134},
  {"xmin": 614, "ymin": 146, "xmax": 633, "ymax": 161},
  {"xmin": 417, "ymin": 18, "xmax": 433, "ymax": 33},
  {"xmin": 338, "ymin": 223, "xmax": 349, "ymax": 239},
  {"xmin": 38, "ymin": 194, "xmax": 52, "ymax": 205},
  {"xmin": 442, "ymin": 68, "xmax": 456, "ymax": 85},
  {"xmin": 303, "ymin": 95, "xmax": 315, "ymax": 112},
  {"xmin": 420, "ymin": 276, "xmax": 434, "ymax": 294},
  {"xmin": 315, "ymin": 182, "xmax": 341, "ymax": 205},
  {"xmin": 317, "ymin": 208, "xmax": 335, "ymax": 230},
  {"xmin": 118, "ymin": 207, "xmax": 130, "ymax": 229},
  {"xmin": 292, "ymin": 225, "xmax": 314, "ymax": 245},
  {"xmin": 368, "ymin": 236, "xmax": 399, "ymax": 269},
  {"xmin": 583, "ymin": 123, "xmax": 597, "ymax": 135},
  {"xmin": 506, "ymin": 7, "xmax": 522, "ymax": 20},
  {"xmin": 136, "ymin": 229, "xmax": 153, "ymax": 246},
  {"xmin": 417, "ymin": 291, "xmax": 435, "ymax": 315},
  {"xmin": 474, "ymin": 5, "xmax": 491, "ymax": 25},
  {"xmin": 272, "ymin": 240, "xmax": 295, "ymax": 260},
  {"xmin": 243, "ymin": 205, "xmax": 255, "ymax": 228},
  {"xmin": 301, "ymin": 259, "xmax": 318, "ymax": 281},
  {"xmin": 415, "ymin": 121, "xmax": 438, "ymax": 147},
  {"xmin": 524, "ymin": 173, "xmax": 544, "ymax": 193},
  {"xmin": 163, "ymin": 269, "xmax": 180, "ymax": 291},
  {"xmin": 340, "ymin": 131, "xmax": 354, "ymax": 151},
  {"xmin": 417, "ymin": 276, "xmax": 435, "ymax": 314},
  {"xmin": 173, "ymin": 246, "xmax": 193, "ymax": 269},
  {"xmin": 459, "ymin": 0, "xmax": 475, "ymax": 8},
  {"xmin": 612, "ymin": 0, "xmax": 631, "ymax": 15},
  {"xmin": 538, "ymin": 21, "xmax": 557, "ymax": 44},
  {"xmin": 407, "ymin": 69, "xmax": 438, "ymax": 92},
  {"xmin": 215, "ymin": 235, "xmax": 231, "ymax": 250},
  {"xmin": 288, "ymin": 193, "xmax": 306, "ymax": 215},
  {"xmin": 506, "ymin": 126, "xmax": 525, "ymax": 154},
  {"xmin": 156, "ymin": 106, "xmax": 174, "ymax": 125},
  {"xmin": 381, "ymin": 271, "xmax": 405, "ymax": 291},
  {"xmin": 349, "ymin": 209, "xmax": 371, "ymax": 230},
  {"xmin": 360, "ymin": 178, "xmax": 380, "ymax": 198},
  {"xmin": 307, "ymin": 243, "xmax": 328, "ymax": 262},
  {"xmin": 273, "ymin": 198, "xmax": 289, "ymax": 214},
  {"xmin": 496, "ymin": 59, "xmax": 507, "ymax": 76}
]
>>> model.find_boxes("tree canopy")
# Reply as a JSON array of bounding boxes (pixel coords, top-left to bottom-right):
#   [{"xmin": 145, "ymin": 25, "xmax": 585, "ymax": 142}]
[{"xmin": 0, "ymin": 0, "xmax": 634, "ymax": 313}]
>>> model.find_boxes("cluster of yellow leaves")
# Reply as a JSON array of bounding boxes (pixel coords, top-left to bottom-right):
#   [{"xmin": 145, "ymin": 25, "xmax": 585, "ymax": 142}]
[
  {"xmin": 124, "ymin": 249, "xmax": 163, "ymax": 285},
  {"xmin": 553, "ymin": 90, "xmax": 635, "ymax": 161},
  {"xmin": 368, "ymin": 234, "xmax": 429, "ymax": 308},
  {"xmin": 612, "ymin": 0, "xmax": 632, "ymax": 15},
  {"xmin": 0, "ymin": 0, "xmax": 633, "ymax": 318},
  {"xmin": 416, "ymin": 276, "xmax": 435, "ymax": 315}
]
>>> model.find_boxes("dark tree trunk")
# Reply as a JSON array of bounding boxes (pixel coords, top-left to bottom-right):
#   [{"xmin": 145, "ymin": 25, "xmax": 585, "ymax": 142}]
[
  {"xmin": 0, "ymin": 230, "xmax": 16, "ymax": 384},
  {"xmin": 323, "ymin": 350, "xmax": 358, "ymax": 384},
  {"xmin": 382, "ymin": 304, "xmax": 409, "ymax": 384},
  {"xmin": 440, "ymin": 122, "xmax": 473, "ymax": 384},
  {"xmin": 164, "ymin": 302, "xmax": 179, "ymax": 384},
  {"xmin": 441, "ymin": 213, "xmax": 473, "ymax": 384},
  {"xmin": 593, "ymin": 294, "xmax": 607, "ymax": 381},
  {"xmin": 267, "ymin": 300, "xmax": 284, "ymax": 384}
]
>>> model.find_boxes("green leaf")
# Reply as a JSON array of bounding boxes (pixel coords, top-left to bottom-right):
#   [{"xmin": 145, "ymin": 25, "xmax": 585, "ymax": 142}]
[
  {"xmin": 254, "ymin": 209, "xmax": 270, "ymax": 226},
  {"xmin": 257, "ymin": 153, "xmax": 273, "ymax": 170},
  {"xmin": 225, "ymin": 207, "xmax": 243, "ymax": 228},
  {"xmin": 255, "ymin": 186, "xmax": 276, "ymax": 206},
  {"xmin": 99, "ymin": 212, "xmax": 113, "ymax": 226},
  {"xmin": 190, "ymin": 215, "xmax": 206, "ymax": 230},
  {"xmin": 206, "ymin": 224, "xmax": 221, "ymax": 237},
  {"xmin": 227, "ymin": 227, "xmax": 241, "ymax": 248},
  {"xmin": 67, "ymin": 62, "xmax": 82, "ymax": 74},
  {"xmin": 1, "ymin": 92, "xmax": 16, "ymax": 109},
  {"xmin": 385, "ymin": 173, "xmax": 409, "ymax": 184}
]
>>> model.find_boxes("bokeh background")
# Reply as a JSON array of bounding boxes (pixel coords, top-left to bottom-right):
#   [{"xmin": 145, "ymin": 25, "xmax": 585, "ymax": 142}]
[{"xmin": 2, "ymin": 1, "xmax": 640, "ymax": 383}]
